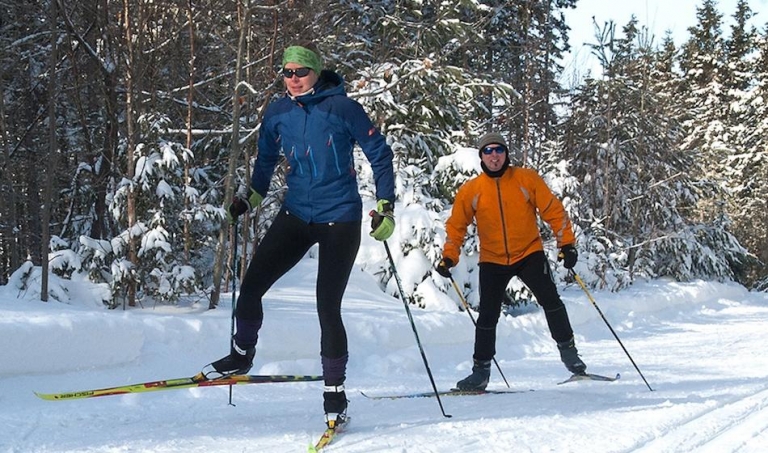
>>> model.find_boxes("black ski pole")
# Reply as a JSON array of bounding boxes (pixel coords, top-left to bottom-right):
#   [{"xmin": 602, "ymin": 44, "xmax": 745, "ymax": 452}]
[
  {"xmin": 448, "ymin": 277, "xmax": 510, "ymax": 388},
  {"xmin": 228, "ymin": 222, "xmax": 239, "ymax": 406},
  {"xmin": 384, "ymin": 241, "xmax": 452, "ymax": 418},
  {"xmin": 570, "ymin": 270, "xmax": 653, "ymax": 391}
]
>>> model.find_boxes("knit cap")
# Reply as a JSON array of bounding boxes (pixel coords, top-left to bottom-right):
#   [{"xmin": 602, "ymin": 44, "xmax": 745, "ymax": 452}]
[{"xmin": 476, "ymin": 132, "xmax": 508, "ymax": 156}]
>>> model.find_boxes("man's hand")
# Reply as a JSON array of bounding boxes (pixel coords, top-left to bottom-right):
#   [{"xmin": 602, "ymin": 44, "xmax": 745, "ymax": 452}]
[
  {"xmin": 435, "ymin": 258, "xmax": 454, "ymax": 278},
  {"xmin": 558, "ymin": 244, "xmax": 578, "ymax": 269}
]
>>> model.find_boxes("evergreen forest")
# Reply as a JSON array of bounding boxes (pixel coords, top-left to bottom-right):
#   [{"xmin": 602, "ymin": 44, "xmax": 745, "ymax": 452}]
[{"xmin": 1, "ymin": 0, "xmax": 766, "ymax": 309}]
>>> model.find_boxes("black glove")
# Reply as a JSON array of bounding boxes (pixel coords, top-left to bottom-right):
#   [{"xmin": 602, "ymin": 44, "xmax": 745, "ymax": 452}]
[
  {"xmin": 226, "ymin": 188, "xmax": 263, "ymax": 224},
  {"xmin": 435, "ymin": 258, "xmax": 454, "ymax": 278},
  {"xmin": 227, "ymin": 197, "xmax": 249, "ymax": 222},
  {"xmin": 558, "ymin": 244, "xmax": 578, "ymax": 269}
]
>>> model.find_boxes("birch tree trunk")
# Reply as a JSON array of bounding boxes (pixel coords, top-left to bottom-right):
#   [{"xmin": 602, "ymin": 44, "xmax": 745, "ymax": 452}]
[
  {"xmin": 183, "ymin": 0, "xmax": 196, "ymax": 265},
  {"xmin": 210, "ymin": 0, "xmax": 250, "ymax": 309},
  {"xmin": 123, "ymin": 0, "xmax": 138, "ymax": 307}
]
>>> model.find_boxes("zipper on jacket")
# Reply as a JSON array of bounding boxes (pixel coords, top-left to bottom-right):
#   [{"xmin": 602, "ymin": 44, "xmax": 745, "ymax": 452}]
[
  {"xmin": 308, "ymin": 145, "xmax": 318, "ymax": 177},
  {"xmin": 300, "ymin": 109, "xmax": 317, "ymax": 179},
  {"xmin": 494, "ymin": 178, "xmax": 512, "ymax": 264},
  {"xmin": 290, "ymin": 146, "xmax": 304, "ymax": 175},
  {"xmin": 328, "ymin": 134, "xmax": 342, "ymax": 175}
]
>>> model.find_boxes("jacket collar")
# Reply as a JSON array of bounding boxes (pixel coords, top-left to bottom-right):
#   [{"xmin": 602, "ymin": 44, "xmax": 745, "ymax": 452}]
[{"xmin": 287, "ymin": 69, "xmax": 345, "ymax": 105}]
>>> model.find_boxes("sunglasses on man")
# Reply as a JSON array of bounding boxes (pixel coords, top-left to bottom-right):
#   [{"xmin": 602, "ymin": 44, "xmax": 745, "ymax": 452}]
[
  {"xmin": 282, "ymin": 67, "xmax": 313, "ymax": 78},
  {"xmin": 482, "ymin": 145, "xmax": 507, "ymax": 155}
]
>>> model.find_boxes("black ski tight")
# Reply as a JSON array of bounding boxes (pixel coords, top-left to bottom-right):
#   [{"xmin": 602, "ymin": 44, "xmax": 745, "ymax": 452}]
[
  {"xmin": 234, "ymin": 210, "xmax": 361, "ymax": 362},
  {"xmin": 473, "ymin": 251, "xmax": 575, "ymax": 361}
]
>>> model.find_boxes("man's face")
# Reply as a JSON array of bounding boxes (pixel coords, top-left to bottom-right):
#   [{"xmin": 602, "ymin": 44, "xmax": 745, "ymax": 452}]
[{"xmin": 480, "ymin": 144, "xmax": 507, "ymax": 172}]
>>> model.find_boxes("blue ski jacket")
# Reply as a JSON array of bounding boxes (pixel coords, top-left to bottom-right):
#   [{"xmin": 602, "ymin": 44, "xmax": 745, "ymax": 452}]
[{"xmin": 251, "ymin": 70, "xmax": 395, "ymax": 224}]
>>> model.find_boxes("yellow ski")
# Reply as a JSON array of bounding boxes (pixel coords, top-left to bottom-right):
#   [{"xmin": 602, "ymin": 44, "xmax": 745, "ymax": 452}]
[{"xmin": 35, "ymin": 374, "xmax": 322, "ymax": 401}]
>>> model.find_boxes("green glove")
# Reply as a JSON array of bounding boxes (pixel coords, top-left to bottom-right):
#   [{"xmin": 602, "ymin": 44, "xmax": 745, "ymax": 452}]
[
  {"xmin": 369, "ymin": 199, "xmax": 395, "ymax": 241},
  {"xmin": 226, "ymin": 188, "xmax": 263, "ymax": 224}
]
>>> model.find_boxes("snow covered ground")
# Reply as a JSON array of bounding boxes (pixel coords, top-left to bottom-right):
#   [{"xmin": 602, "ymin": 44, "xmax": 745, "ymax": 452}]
[{"xmin": 2, "ymin": 258, "xmax": 768, "ymax": 452}]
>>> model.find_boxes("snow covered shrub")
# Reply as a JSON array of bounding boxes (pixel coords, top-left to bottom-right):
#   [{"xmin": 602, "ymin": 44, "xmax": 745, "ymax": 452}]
[
  {"xmin": 48, "ymin": 236, "xmax": 82, "ymax": 279},
  {"xmin": 77, "ymin": 114, "xmax": 222, "ymax": 305}
]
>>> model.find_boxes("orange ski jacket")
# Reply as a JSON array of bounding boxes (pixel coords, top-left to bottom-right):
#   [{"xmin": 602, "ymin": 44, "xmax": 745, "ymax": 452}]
[{"xmin": 442, "ymin": 166, "xmax": 575, "ymax": 266}]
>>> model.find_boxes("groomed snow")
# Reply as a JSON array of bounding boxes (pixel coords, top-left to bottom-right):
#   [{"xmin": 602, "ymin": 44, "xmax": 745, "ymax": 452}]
[{"xmin": 2, "ymin": 258, "xmax": 768, "ymax": 452}]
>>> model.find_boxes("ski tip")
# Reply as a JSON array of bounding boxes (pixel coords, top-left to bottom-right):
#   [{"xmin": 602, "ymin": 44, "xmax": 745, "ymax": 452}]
[
  {"xmin": 34, "ymin": 390, "xmax": 92, "ymax": 401},
  {"xmin": 34, "ymin": 392, "xmax": 53, "ymax": 401}
]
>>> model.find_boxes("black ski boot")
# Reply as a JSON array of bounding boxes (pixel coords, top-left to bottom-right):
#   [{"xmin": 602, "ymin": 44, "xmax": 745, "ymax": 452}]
[
  {"xmin": 323, "ymin": 384, "xmax": 348, "ymax": 429},
  {"xmin": 455, "ymin": 359, "xmax": 491, "ymax": 391},
  {"xmin": 557, "ymin": 337, "xmax": 587, "ymax": 374},
  {"xmin": 201, "ymin": 341, "xmax": 255, "ymax": 380}
]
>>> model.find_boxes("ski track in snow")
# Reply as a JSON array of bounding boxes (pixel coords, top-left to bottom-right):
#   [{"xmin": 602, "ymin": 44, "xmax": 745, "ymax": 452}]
[{"xmin": 627, "ymin": 385, "xmax": 768, "ymax": 453}]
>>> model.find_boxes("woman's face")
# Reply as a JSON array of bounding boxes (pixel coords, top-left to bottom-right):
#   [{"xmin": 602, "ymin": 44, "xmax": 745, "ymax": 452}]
[{"xmin": 283, "ymin": 63, "xmax": 319, "ymax": 97}]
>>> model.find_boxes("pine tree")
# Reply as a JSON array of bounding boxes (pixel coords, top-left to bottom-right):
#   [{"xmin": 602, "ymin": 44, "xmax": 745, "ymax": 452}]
[
  {"xmin": 678, "ymin": 0, "xmax": 729, "ymax": 180},
  {"xmin": 722, "ymin": 0, "xmax": 755, "ymax": 94},
  {"xmin": 724, "ymin": 23, "xmax": 768, "ymax": 289},
  {"xmin": 563, "ymin": 17, "xmax": 743, "ymax": 288}
]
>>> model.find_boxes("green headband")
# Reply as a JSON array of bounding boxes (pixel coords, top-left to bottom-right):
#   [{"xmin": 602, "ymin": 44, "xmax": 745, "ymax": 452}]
[{"xmin": 282, "ymin": 46, "xmax": 323, "ymax": 74}]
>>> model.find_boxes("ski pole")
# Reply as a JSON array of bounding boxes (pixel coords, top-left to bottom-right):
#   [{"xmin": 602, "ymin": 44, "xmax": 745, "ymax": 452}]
[
  {"xmin": 569, "ymin": 270, "xmax": 653, "ymax": 391},
  {"xmin": 448, "ymin": 277, "xmax": 510, "ymax": 388},
  {"xmin": 228, "ymin": 222, "xmax": 239, "ymax": 405},
  {"xmin": 383, "ymin": 240, "xmax": 452, "ymax": 418}
]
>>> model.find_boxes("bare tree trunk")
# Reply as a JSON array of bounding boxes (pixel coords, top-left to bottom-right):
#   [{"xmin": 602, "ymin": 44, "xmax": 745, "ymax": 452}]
[
  {"xmin": 210, "ymin": 0, "xmax": 250, "ymax": 309},
  {"xmin": 183, "ymin": 0, "xmax": 196, "ymax": 265},
  {"xmin": 519, "ymin": 0, "xmax": 531, "ymax": 166},
  {"xmin": 58, "ymin": 0, "xmax": 119, "ymax": 241},
  {"xmin": 542, "ymin": 0, "xmax": 554, "ymax": 142},
  {"xmin": 232, "ymin": 3, "xmax": 280, "ymax": 285},
  {"xmin": 58, "ymin": 35, "xmax": 93, "ymax": 239},
  {"xmin": 122, "ymin": 0, "xmax": 138, "ymax": 307},
  {"xmin": 41, "ymin": 0, "xmax": 59, "ymax": 302},
  {"xmin": 97, "ymin": 0, "xmax": 118, "ymax": 242},
  {"xmin": 23, "ymin": 123, "xmax": 42, "ymax": 262},
  {"xmin": 0, "ymin": 53, "xmax": 20, "ymax": 284}
]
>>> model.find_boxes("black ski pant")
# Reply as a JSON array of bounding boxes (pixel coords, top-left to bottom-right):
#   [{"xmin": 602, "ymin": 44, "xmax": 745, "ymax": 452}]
[
  {"xmin": 233, "ymin": 209, "xmax": 361, "ymax": 385},
  {"xmin": 473, "ymin": 250, "xmax": 574, "ymax": 361}
]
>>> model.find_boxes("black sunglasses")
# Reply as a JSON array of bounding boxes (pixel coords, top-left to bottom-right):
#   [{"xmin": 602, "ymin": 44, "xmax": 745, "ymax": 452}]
[
  {"xmin": 482, "ymin": 145, "xmax": 507, "ymax": 155},
  {"xmin": 282, "ymin": 67, "xmax": 313, "ymax": 78}
]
